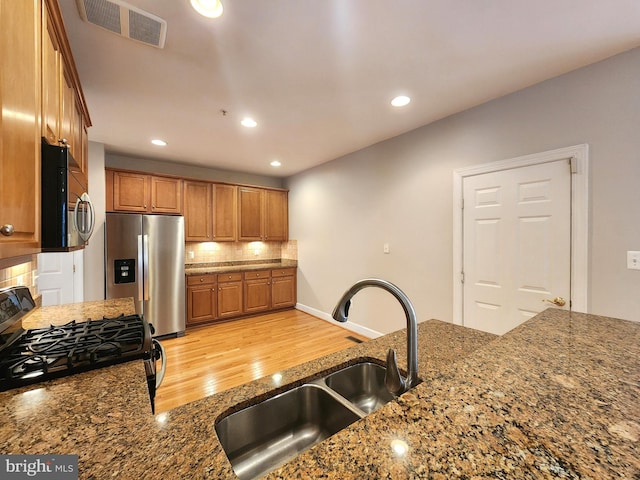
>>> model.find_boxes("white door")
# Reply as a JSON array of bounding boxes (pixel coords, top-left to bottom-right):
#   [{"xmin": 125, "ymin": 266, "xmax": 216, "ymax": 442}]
[
  {"xmin": 462, "ymin": 160, "xmax": 571, "ymax": 335},
  {"xmin": 37, "ymin": 251, "xmax": 84, "ymax": 306}
]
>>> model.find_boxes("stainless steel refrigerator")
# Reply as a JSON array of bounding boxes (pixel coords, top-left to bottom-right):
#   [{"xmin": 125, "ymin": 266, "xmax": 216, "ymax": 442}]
[{"xmin": 105, "ymin": 213, "xmax": 185, "ymax": 337}]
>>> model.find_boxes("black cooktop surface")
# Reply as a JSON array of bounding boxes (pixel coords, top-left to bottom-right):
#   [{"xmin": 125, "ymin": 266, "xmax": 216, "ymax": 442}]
[{"xmin": 0, "ymin": 314, "xmax": 151, "ymax": 391}]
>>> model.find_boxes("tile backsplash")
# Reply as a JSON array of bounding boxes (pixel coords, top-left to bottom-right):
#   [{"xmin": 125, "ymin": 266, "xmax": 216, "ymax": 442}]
[
  {"xmin": 186, "ymin": 240, "xmax": 297, "ymax": 264},
  {"xmin": 0, "ymin": 255, "xmax": 38, "ymax": 297}
]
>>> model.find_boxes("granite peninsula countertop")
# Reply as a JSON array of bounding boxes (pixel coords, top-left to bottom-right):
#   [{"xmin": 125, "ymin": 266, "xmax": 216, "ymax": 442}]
[
  {"xmin": 185, "ymin": 259, "xmax": 298, "ymax": 276},
  {"xmin": 1, "ymin": 302, "xmax": 639, "ymax": 479}
]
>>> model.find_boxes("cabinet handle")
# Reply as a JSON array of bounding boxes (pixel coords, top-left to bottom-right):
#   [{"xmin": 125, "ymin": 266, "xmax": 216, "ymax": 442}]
[
  {"xmin": 199, "ymin": 278, "xmax": 204, "ymax": 282},
  {"xmin": 0, "ymin": 224, "xmax": 15, "ymax": 236}
]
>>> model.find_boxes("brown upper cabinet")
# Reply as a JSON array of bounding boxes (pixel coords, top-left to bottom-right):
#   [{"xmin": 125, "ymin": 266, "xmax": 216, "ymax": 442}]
[
  {"xmin": 1, "ymin": 0, "xmax": 91, "ymax": 263},
  {"xmin": 41, "ymin": 0, "xmax": 90, "ymax": 176},
  {"xmin": 184, "ymin": 181, "xmax": 212, "ymax": 241},
  {"xmin": 183, "ymin": 182, "xmax": 237, "ymax": 242},
  {"xmin": 42, "ymin": 3, "xmax": 60, "ymax": 148},
  {"xmin": 0, "ymin": 0, "xmax": 41, "ymax": 261},
  {"xmin": 151, "ymin": 175, "xmax": 183, "ymax": 213},
  {"xmin": 213, "ymin": 184, "xmax": 237, "ymax": 241},
  {"xmin": 238, "ymin": 187, "xmax": 288, "ymax": 241},
  {"xmin": 107, "ymin": 169, "xmax": 287, "ymax": 241},
  {"xmin": 106, "ymin": 169, "xmax": 183, "ymax": 214}
]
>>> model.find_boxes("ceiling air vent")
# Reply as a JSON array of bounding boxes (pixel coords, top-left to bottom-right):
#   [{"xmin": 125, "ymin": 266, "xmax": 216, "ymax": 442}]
[{"xmin": 76, "ymin": 0, "xmax": 167, "ymax": 49}]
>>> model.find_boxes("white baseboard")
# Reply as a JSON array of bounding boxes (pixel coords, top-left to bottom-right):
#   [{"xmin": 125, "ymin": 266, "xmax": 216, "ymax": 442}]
[{"xmin": 295, "ymin": 303, "xmax": 383, "ymax": 339}]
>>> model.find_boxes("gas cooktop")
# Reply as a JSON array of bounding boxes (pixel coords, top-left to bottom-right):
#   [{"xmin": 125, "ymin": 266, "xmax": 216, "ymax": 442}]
[{"xmin": 0, "ymin": 287, "xmax": 153, "ymax": 392}]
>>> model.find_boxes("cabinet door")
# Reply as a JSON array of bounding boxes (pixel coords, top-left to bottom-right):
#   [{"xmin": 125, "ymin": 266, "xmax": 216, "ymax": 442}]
[
  {"xmin": 42, "ymin": 3, "xmax": 60, "ymax": 146},
  {"xmin": 217, "ymin": 281, "xmax": 243, "ymax": 319},
  {"xmin": 271, "ymin": 273, "xmax": 296, "ymax": 309},
  {"xmin": 59, "ymin": 66, "xmax": 75, "ymax": 157},
  {"xmin": 151, "ymin": 176, "xmax": 182, "ymax": 214},
  {"xmin": 243, "ymin": 271, "xmax": 271, "ymax": 314},
  {"xmin": 184, "ymin": 181, "xmax": 212, "ymax": 241},
  {"xmin": 264, "ymin": 190, "xmax": 288, "ymax": 241},
  {"xmin": 113, "ymin": 171, "xmax": 149, "ymax": 212},
  {"xmin": 212, "ymin": 184, "xmax": 236, "ymax": 241},
  {"xmin": 71, "ymin": 98, "xmax": 84, "ymax": 173},
  {"xmin": 237, "ymin": 187, "xmax": 263, "ymax": 241},
  {"xmin": 0, "ymin": 0, "xmax": 41, "ymax": 259},
  {"xmin": 187, "ymin": 289, "xmax": 216, "ymax": 327}
]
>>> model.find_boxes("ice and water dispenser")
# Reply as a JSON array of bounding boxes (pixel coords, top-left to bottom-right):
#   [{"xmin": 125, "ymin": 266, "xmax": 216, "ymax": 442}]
[{"xmin": 113, "ymin": 259, "xmax": 136, "ymax": 284}]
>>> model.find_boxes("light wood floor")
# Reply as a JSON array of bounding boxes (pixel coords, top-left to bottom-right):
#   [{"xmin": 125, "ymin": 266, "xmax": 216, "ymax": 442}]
[{"xmin": 154, "ymin": 309, "xmax": 368, "ymax": 413}]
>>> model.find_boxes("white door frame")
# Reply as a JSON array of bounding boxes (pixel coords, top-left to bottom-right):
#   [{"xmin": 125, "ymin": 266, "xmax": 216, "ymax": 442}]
[{"xmin": 452, "ymin": 144, "xmax": 589, "ymax": 326}]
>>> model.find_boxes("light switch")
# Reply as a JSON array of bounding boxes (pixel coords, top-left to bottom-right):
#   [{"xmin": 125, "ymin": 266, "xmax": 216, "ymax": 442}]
[
  {"xmin": 383, "ymin": 243, "xmax": 390, "ymax": 254},
  {"xmin": 627, "ymin": 251, "xmax": 640, "ymax": 270}
]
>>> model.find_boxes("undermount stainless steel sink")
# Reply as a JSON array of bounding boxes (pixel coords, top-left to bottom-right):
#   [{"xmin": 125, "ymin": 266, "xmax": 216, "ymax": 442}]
[
  {"xmin": 215, "ymin": 361, "xmax": 405, "ymax": 480},
  {"xmin": 215, "ymin": 384, "xmax": 361, "ymax": 480},
  {"xmin": 323, "ymin": 362, "xmax": 396, "ymax": 414}
]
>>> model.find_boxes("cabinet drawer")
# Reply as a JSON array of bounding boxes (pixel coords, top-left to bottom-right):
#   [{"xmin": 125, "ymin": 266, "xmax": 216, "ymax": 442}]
[
  {"xmin": 218, "ymin": 272, "xmax": 242, "ymax": 283},
  {"xmin": 271, "ymin": 268, "xmax": 295, "ymax": 278},
  {"xmin": 187, "ymin": 274, "xmax": 216, "ymax": 286},
  {"xmin": 243, "ymin": 270, "xmax": 271, "ymax": 280}
]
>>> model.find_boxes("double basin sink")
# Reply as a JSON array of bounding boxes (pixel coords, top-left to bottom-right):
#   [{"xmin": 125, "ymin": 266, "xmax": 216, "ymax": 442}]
[{"xmin": 215, "ymin": 361, "xmax": 399, "ymax": 480}]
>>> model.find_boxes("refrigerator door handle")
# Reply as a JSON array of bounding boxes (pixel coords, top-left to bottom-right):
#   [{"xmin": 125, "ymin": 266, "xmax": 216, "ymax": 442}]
[
  {"xmin": 137, "ymin": 234, "xmax": 144, "ymax": 302},
  {"xmin": 143, "ymin": 234, "xmax": 150, "ymax": 301}
]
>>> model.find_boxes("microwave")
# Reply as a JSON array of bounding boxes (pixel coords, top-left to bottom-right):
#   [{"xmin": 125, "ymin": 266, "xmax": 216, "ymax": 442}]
[{"xmin": 41, "ymin": 139, "xmax": 95, "ymax": 250}]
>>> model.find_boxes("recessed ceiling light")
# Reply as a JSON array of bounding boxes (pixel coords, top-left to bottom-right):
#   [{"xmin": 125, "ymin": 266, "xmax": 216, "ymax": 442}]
[
  {"xmin": 391, "ymin": 95, "xmax": 411, "ymax": 107},
  {"xmin": 241, "ymin": 117, "xmax": 257, "ymax": 128},
  {"xmin": 151, "ymin": 139, "xmax": 167, "ymax": 146},
  {"xmin": 190, "ymin": 0, "xmax": 223, "ymax": 18},
  {"xmin": 270, "ymin": 160, "xmax": 281, "ymax": 167}
]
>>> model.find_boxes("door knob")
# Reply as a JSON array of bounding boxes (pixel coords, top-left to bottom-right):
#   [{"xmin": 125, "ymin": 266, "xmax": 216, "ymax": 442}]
[
  {"xmin": 543, "ymin": 296, "xmax": 566, "ymax": 307},
  {"xmin": 0, "ymin": 224, "xmax": 15, "ymax": 236}
]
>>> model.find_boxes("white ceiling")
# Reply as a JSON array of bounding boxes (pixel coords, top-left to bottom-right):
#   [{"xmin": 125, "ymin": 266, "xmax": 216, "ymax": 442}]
[{"xmin": 59, "ymin": 0, "xmax": 640, "ymax": 177}]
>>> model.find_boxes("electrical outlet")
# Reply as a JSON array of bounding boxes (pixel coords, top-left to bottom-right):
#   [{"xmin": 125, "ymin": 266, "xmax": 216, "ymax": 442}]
[
  {"xmin": 627, "ymin": 251, "xmax": 640, "ymax": 270},
  {"xmin": 188, "ymin": 250, "xmax": 195, "ymax": 260},
  {"xmin": 383, "ymin": 243, "xmax": 390, "ymax": 254}
]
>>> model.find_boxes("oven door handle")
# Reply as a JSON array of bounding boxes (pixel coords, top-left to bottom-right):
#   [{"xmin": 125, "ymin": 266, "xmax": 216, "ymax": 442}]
[{"xmin": 153, "ymin": 339, "xmax": 167, "ymax": 389}]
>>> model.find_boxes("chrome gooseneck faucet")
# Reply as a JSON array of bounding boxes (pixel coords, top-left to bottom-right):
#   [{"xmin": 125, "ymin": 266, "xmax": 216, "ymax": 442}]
[{"xmin": 331, "ymin": 279, "xmax": 419, "ymax": 396}]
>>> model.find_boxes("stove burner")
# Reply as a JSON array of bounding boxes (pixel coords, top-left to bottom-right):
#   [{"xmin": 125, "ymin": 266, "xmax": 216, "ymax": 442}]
[{"xmin": 0, "ymin": 314, "xmax": 151, "ymax": 390}]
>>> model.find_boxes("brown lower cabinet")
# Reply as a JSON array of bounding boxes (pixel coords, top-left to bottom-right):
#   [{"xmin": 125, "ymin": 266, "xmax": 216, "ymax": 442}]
[
  {"xmin": 217, "ymin": 273, "xmax": 243, "ymax": 320},
  {"xmin": 271, "ymin": 268, "xmax": 297, "ymax": 309},
  {"xmin": 186, "ymin": 268, "xmax": 296, "ymax": 327},
  {"xmin": 186, "ymin": 274, "xmax": 216, "ymax": 326},
  {"xmin": 243, "ymin": 270, "xmax": 271, "ymax": 314}
]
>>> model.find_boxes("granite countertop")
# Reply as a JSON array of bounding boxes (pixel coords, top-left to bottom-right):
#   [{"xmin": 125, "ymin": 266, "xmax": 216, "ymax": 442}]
[
  {"xmin": 1, "ymin": 303, "xmax": 639, "ymax": 479},
  {"xmin": 185, "ymin": 259, "xmax": 298, "ymax": 276},
  {"xmin": 21, "ymin": 297, "xmax": 136, "ymax": 329}
]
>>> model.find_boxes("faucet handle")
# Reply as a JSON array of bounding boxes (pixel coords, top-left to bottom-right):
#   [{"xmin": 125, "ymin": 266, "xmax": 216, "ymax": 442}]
[{"xmin": 385, "ymin": 348, "xmax": 404, "ymax": 396}]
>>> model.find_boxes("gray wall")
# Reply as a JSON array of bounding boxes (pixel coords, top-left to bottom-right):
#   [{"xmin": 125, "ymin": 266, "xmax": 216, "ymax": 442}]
[
  {"xmin": 286, "ymin": 47, "xmax": 640, "ymax": 334},
  {"xmin": 84, "ymin": 141, "xmax": 106, "ymax": 301},
  {"xmin": 106, "ymin": 153, "xmax": 284, "ymax": 189}
]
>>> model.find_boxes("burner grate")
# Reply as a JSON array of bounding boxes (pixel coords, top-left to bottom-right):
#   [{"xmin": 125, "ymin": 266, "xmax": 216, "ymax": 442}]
[{"xmin": 0, "ymin": 314, "xmax": 151, "ymax": 390}]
